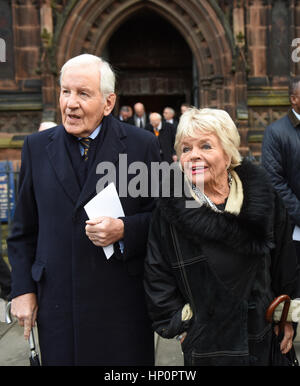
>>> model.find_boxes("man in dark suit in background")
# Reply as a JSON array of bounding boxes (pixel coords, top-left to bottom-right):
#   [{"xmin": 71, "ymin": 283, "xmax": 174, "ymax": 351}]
[
  {"xmin": 145, "ymin": 112, "xmax": 177, "ymax": 164},
  {"xmin": 262, "ymin": 76, "xmax": 300, "ymax": 266},
  {"xmin": 163, "ymin": 106, "xmax": 178, "ymax": 130},
  {"xmin": 118, "ymin": 105, "xmax": 134, "ymax": 124},
  {"xmin": 7, "ymin": 54, "xmax": 160, "ymax": 366},
  {"xmin": 133, "ymin": 102, "xmax": 148, "ymax": 128}
]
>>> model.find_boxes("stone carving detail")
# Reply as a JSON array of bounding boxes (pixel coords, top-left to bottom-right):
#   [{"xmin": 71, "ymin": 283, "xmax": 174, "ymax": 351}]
[
  {"xmin": 0, "ymin": 112, "xmax": 42, "ymax": 133},
  {"xmin": 249, "ymin": 107, "xmax": 287, "ymax": 128}
]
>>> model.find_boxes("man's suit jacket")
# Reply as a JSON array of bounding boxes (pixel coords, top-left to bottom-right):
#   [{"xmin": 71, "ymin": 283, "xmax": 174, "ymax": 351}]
[
  {"xmin": 7, "ymin": 114, "xmax": 160, "ymax": 365},
  {"xmin": 145, "ymin": 121, "xmax": 176, "ymax": 164},
  {"xmin": 118, "ymin": 116, "xmax": 134, "ymax": 125},
  {"xmin": 164, "ymin": 118, "xmax": 178, "ymax": 130},
  {"xmin": 133, "ymin": 113, "xmax": 149, "ymax": 128}
]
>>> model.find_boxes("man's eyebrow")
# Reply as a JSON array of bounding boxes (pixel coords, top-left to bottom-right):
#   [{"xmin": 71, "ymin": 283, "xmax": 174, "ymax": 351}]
[{"xmin": 60, "ymin": 85, "xmax": 93, "ymax": 92}]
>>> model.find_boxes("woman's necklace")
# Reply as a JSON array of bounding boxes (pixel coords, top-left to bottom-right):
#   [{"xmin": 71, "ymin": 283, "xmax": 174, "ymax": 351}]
[{"xmin": 192, "ymin": 171, "xmax": 232, "ymax": 213}]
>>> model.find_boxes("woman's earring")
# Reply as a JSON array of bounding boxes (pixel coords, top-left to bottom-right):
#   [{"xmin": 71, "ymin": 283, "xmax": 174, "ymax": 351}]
[{"xmin": 228, "ymin": 170, "xmax": 232, "ymax": 187}]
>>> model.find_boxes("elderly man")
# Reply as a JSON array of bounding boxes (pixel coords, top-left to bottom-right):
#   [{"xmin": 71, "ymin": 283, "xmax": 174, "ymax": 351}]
[
  {"xmin": 118, "ymin": 105, "xmax": 134, "ymax": 124},
  {"xmin": 145, "ymin": 112, "xmax": 177, "ymax": 163},
  {"xmin": 133, "ymin": 102, "xmax": 148, "ymax": 128},
  {"xmin": 38, "ymin": 121, "xmax": 57, "ymax": 131},
  {"xmin": 7, "ymin": 54, "xmax": 160, "ymax": 366},
  {"xmin": 163, "ymin": 107, "xmax": 178, "ymax": 129}
]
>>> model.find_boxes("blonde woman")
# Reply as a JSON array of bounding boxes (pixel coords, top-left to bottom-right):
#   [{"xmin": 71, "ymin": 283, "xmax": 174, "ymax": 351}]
[{"xmin": 144, "ymin": 107, "xmax": 300, "ymax": 366}]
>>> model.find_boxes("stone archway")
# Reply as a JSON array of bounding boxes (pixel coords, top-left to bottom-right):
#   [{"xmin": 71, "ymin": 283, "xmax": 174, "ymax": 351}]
[{"xmin": 55, "ymin": 0, "xmax": 236, "ymax": 115}]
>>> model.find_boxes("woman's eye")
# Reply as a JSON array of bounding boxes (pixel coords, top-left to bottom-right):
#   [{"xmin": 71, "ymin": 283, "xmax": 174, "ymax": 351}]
[
  {"xmin": 202, "ymin": 143, "xmax": 212, "ymax": 150},
  {"xmin": 182, "ymin": 146, "xmax": 190, "ymax": 153},
  {"xmin": 62, "ymin": 89, "xmax": 70, "ymax": 95}
]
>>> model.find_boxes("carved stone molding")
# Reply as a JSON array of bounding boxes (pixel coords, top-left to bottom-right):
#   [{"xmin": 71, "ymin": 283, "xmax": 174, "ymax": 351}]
[
  {"xmin": 55, "ymin": 0, "xmax": 234, "ymax": 112},
  {"xmin": 0, "ymin": 111, "xmax": 42, "ymax": 133}
]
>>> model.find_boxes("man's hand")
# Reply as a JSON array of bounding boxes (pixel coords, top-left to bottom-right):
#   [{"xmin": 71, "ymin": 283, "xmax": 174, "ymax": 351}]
[
  {"xmin": 85, "ymin": 217, "xmax": 124, "ymax": 247},
  {"xmin": 11, "ymin": 293, "xmax": 38, "ymax": 340}
]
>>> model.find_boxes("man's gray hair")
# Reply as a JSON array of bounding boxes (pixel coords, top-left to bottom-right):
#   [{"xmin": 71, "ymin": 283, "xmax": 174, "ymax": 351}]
[
  {"xmin": 164, "ymin": 107, "xmax": 175, "ymax": 116},
  {"xmin": 60, "ymin": 54, "xmax": 115, "ymax": 100}
]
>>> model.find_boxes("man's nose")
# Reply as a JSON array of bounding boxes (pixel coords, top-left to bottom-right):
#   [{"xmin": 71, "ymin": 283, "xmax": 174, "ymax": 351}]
[{"xmin": 66, "ymin": 93, "xmax": 79, "ymax": 109}]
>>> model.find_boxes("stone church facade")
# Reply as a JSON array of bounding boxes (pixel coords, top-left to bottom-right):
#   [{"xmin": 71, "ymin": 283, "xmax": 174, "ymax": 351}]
[{"xmin": 1, "ymin": 0, "xmax": 300, "ymax": 159}]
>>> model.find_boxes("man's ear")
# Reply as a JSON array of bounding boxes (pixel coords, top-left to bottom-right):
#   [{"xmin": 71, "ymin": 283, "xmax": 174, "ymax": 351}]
[
  {"xmin": 103, "ymin": 93, "xmax": 117, "ymax": 116},
  {"xmin": 290, "ymin": 95, "xmax": 296, "ymax": 107}
]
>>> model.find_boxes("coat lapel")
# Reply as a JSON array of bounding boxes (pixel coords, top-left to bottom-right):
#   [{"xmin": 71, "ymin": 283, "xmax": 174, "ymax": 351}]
[
  {"xmin": 46, "ymin": 126, "xmax": 81, "ymax": 204},
  {"xmin": 75, "ymin": 115, "xmax": 127, "ymax": 211}
]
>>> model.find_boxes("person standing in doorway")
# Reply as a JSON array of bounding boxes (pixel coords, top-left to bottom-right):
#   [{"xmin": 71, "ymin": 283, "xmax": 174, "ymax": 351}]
[
  {"xmin": 145, "ymin": 112, "xmax": 177, "ymax": 163},
  {"xmin": 133, "ymin": 102, "xmax": 148, "ymax": 128}
]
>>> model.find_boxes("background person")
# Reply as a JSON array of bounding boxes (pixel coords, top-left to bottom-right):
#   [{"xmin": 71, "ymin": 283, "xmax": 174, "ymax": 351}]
[
  {"xmin": 145, "ymin": 112, "xmax": 177, "ymax": 163},
  {"xmin": 118, "ymin": 105, "xmax": 134, "ymax": 124},
  {"xmin": 38, "ymin": 121, "xmax": 57, "ymax": 131},
  {"xmin": 144, "ymin": 107, "xmax": 300, "ymax": 366},
  {"xmin": 262, "ymin": 76, "xmax": 300, "ymax": 266},
  {"xmin": 180, "ymin": 102, "xmax": 191, "ymax": 116},
  {"xmin": 133, "ymin": 102, "xmax": 148, "ymax": 128},
  {"xmin": 8, "ymin": 54, "xmax": 160, "ymax": 366},
  {"xmin": 163, "ymin": 106, "xmax": 178, "ymax": 129}
]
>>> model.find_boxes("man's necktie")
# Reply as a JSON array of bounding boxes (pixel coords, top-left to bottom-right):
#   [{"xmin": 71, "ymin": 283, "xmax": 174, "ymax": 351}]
[
  {"xmin": 79, "ymin": 137, "xmax": 92, "ymax": 161},
  {"xmin": 139, "ymin": 118, "xmax": 143, "ymax": 128}
]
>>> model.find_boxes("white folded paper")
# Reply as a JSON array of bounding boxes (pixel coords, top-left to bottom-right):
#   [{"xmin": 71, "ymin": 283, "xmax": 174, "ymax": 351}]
[
  {"xmin": 293, "ymin": 225, "xmax": 300, "ymax": 241},
  {"xmin": 84, "ymin": 183, "xmax": 125, "ymax": 259}
]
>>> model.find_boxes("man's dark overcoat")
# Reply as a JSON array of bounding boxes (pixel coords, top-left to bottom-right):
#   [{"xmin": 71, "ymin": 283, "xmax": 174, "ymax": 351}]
[
  {"xmin": 145, "ymin": 121, "xmax": 176, "ymax": 164},
  {"xmin": 8, "ymin": 114, "xmax": 160, "ymax": 366}
]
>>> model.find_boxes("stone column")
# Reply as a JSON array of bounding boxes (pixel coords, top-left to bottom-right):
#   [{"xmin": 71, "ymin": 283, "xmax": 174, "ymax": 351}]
[
  {"xmin": 40, "ymin": 0, "xmax": 57, "ymax": 123},
  {"xmin": 233, "ymin": 0, "xmax": 249, "ymax": 155}
]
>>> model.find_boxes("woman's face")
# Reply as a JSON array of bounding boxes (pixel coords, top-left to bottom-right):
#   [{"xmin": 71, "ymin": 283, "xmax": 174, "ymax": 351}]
[{"xmin": 180, "ymin": 131, "xmax": 230, "ymax": 191}]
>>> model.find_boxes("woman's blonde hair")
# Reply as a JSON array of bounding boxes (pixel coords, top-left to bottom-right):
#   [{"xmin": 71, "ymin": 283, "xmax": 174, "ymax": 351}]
[{"xmin": 174, "ymin": 107, "xmax": 242, "ymax": 169}]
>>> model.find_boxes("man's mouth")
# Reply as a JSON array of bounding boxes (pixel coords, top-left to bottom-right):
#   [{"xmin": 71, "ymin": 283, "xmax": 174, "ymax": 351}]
[{"xmin": 67, "ymin": 113, "xmax": 81, "ymax": 121}]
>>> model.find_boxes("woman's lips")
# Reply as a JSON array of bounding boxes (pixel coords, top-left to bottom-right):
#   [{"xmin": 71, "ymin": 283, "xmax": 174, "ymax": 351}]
[{"xmin": 191, "ymin": 165, "xmax": 207, "ymax": 175}]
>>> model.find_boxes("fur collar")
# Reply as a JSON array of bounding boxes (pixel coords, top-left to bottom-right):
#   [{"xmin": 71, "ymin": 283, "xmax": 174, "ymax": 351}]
[{"xmin": 158, "ymin": 160, "xmax": 275, "ymax": 256}]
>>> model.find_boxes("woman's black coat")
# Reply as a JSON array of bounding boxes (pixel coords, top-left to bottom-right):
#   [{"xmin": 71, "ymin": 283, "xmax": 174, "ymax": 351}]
[{"xmin": 144, "ymin": 160, "xmax": 300, "ymax": 366}]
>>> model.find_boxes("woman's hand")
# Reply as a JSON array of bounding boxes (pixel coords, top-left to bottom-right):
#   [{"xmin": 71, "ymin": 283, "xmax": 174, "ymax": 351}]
[
  {"xmin": 176, "ymin": 332, "xmax": 187, "ymax": 344},
  {"xmin": 274, "ymin": 322, "xmax": 294, "ymax": 354}
]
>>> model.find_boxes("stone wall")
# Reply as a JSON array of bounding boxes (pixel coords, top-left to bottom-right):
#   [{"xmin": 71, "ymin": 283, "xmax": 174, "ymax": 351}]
[
  {"xmin": 1, "ymin": 0, "xmax": 300, "ymax": 160},
  {"xmin": 0, "ymin": 0, "xmax": 42, "ymax": 134}
]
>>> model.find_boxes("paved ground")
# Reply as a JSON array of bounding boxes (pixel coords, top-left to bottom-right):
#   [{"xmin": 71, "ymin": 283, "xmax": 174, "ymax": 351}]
[
  {"xmin": 0, "ymin": 298, "xmax": 299, "ymax": 366},
  {"xmin": 0, "ymin": 320, "xmax": 183, "ymax": 366},
  {"xmin": 0, "ymin": 298, "xmax": 183, "ymax": 366}
]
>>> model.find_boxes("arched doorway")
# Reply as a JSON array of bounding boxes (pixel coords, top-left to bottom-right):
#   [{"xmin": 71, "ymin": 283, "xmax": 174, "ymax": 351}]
[
  {"xmin": 104, "ymin": 9, "xmax": 193, "ymax": 117},
  {"xmin": 55, "ymin": 0, "xmax": 235, "ymax": 116}
]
